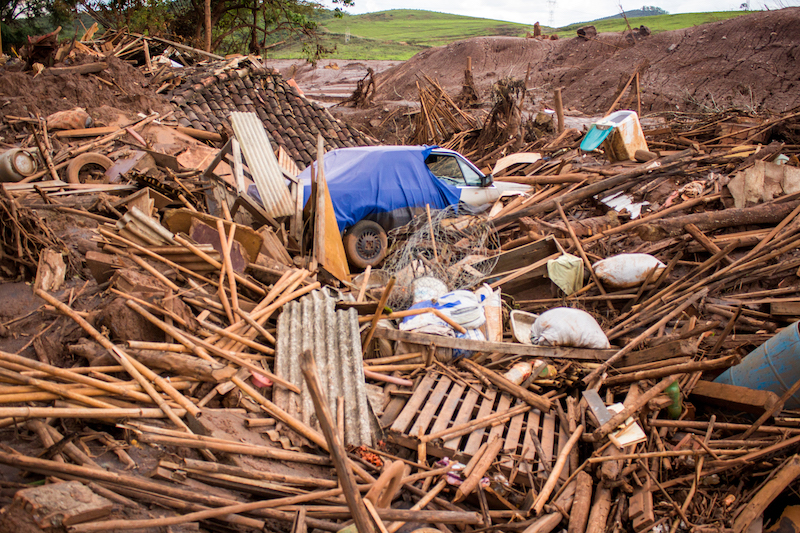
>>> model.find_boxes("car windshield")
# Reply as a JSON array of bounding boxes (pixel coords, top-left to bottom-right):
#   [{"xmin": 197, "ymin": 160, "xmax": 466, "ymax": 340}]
[{"xmin": 425, "ymin": 153, "xmax": 483, "ymax": 186}]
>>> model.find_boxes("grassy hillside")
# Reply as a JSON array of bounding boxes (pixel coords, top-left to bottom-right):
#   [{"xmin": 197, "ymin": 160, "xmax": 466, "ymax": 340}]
[
  {"xmin": 266, "ymin": 8, "xmax": 753, "ymax": 60},
  {"xmin": 322, "ymin": 10, "xmax": 530, "ymax": 47},
  {"xmin": 557, "ymin": 10, "xmax": 752, "ymax": 37}
]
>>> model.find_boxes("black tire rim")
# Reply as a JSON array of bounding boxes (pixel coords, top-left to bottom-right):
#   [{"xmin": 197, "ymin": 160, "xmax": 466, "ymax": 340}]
[{"xmin": 356, "ymin": 230, "xmax": 383, "ymax": 260}]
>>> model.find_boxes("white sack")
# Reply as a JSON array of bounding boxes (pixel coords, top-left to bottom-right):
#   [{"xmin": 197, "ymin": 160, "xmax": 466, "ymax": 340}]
[
  {"xmin": 593, "ymin": 253, "xmax": 666, "ymax": 289},
  {"xmin": 530, "ymin": 307, "xmax": 610, "ymax": 349}
]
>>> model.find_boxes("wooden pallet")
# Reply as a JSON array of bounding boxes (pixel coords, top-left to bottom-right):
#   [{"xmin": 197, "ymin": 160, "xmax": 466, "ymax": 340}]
[{"xmin": 388, "ymin": 372, "xmax": 569, "ymax": 485}]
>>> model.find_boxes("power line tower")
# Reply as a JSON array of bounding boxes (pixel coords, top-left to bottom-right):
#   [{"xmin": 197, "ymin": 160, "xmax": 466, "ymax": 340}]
[{"xmin": 547, "ymin": 0, "xmax": 557, "ymax": 28}]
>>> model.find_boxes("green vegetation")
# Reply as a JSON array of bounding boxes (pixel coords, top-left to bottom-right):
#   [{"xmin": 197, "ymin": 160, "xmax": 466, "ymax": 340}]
[
  {"xmin": 268, "ymin": 32, "xmax": 427, "ymax": 60},
  {"xmin": 266, "ymin": 8, "xmax": 752, "ymax": 61},
  {"xmin": 556, "ymin": 10, "xmax": 752, "ymax": 37},
  {"xmin": 321, "ymin": 9, "xmax": 530, "ymax": 47}
]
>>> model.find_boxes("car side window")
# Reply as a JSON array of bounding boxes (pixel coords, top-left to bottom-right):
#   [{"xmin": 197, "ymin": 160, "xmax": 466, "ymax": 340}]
[
  {"xmin": 458, "ymin": 159, "xmax": 484, "ymax": 186},
  {"xmin": 425, "ymin": 154, "xmax": 465, "ymax": 186}
]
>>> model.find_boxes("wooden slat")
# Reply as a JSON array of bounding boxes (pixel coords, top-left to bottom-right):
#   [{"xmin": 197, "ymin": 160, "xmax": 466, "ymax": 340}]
[
  {"xmin": 558, "ymin": 419, "xmax": 570, "ymax": 481},
  {"xmin": 429, "ymin": 381, "xmax": 466, "ymax": 436},
  {"xmin": 538, "ymin": 413, "xmax": 556, "ymax": 475},
  {"xmin": 409, "ymin": 376, "xmax": 452, "ymax": 437},
  {"xmin": 390, "ymin": 373, "xmax": 437, "ymax": 434},
  {"xmin": 463, "ymin": 390, "xmax": 498, "ymax": 455},
  {"xmin": 502, "ymin": 400, "xmax": 527, "ymax": 469},
  {"xmin": 487, "ymin": 395, "xmax": 512, "ymax": 443},
  {"xmin": 444, "ymin": 388, "xmax": 480, "ymax": 452},
  {"xmin": 522, "ymin": 409, "xmax": 541, "ymax": 474}
]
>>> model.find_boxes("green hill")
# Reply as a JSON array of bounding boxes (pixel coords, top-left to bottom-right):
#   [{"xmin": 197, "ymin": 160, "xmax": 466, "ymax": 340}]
[
  {"xmin": 265, "ymin": 8, "xmax": 753, "ymax": 61},
  {"xmin": 557, "ymin": 10, "xmax": 752, "ymax": 37}
]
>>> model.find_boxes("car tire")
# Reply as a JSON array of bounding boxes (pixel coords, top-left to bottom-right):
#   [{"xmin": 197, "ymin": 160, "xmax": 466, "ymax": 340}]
[
  {"xmin": 343, "ymin": 220, "xmax": 388, "ymax": 269},
  {"xmin": 66, "ymin": 153, "xmax": 112, "ymax": 184}
]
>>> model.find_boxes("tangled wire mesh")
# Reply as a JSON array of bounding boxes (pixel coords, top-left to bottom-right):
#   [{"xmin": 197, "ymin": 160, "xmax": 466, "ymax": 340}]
[{"xmin": 380, "ymin": 204, "xmax": 500, "ymax": 310}]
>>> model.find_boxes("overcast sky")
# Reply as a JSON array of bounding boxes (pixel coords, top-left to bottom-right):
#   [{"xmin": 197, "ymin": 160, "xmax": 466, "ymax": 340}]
[{"xmin": 342, "ymin": 0, "xmax": 786, "ymax": 28}]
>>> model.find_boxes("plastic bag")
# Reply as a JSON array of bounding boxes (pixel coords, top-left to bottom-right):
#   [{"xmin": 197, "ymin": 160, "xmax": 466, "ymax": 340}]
[
  {"xmin": 437, "ymin": 290, "xmax": 486, "ymax": 330},
  {"xmin": 593, "ymin": 253, "xmax": 665, "ymax": 289},
  {"xmin": 530, "ymin": 307, "xmax": 610, "ymax": 349}
]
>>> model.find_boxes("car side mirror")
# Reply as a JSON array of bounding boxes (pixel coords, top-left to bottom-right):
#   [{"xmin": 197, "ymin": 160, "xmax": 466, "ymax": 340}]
[{"xmin": 480, "ymin": 173, "xmax": 494, "ymax": 187}]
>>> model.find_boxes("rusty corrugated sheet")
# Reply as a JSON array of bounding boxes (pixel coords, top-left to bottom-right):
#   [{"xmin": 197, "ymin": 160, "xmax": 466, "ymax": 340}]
[
  {"xmin": 275, "ymin": 290, "xmax": 373, "ymax": 446},
  {"xmin": 229, "ymin": 111, "xmax": 294, "ymax": 217}
]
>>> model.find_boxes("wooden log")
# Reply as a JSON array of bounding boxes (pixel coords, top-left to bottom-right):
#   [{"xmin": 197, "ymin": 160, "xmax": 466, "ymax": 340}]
[
  {"xmin": 533, "ymin": 424, "xmax": 584, "ymax": 515},
  {"xmin": 45, "ymin": 62, "xmax": 107, "ymax": 75},
  {"xmin": 300, "ymin": 350, "xmax": 374, "ymax": 533},
  {"xmin": 492, "ymin": 152, "xmax": 694, "ymax": 227},
  {"xmin": 567, "ymin": 471, "xmax": 593, "ymax": 533},
  {"xmin": 584, "ymin": 485, "xmax": 612, "ymax": 533},
  {"xmin": 637, "ymin": 199, "xmax": 800, "ymax": 240},
  {"xmin": 459, "ymin": 358, "xmax": 551, "ymax": 412},
  {"xmin": 126, "ymin": 348, "xmax": 236, "ymax": 382},
  {"xmin": 554, "ymin": 88, "xmax": 564, "ymax": 134}
]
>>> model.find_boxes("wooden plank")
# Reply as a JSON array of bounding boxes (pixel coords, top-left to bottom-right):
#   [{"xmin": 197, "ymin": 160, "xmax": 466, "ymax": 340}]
[
  {"xmin": 502, "ymin": 400, "xmax": 527, "ymax": 469},
  {"xmin": 444, "ymin": 388, "xmax": 480, "ymax": 453},
  {"xmin": 463, "ymin": 390, "xmax": 498, "ymax": 456},
  {"xmin": 373, "ymin": 328, "xmax": 616, "ymax": 360},
  {"xmin": 770, "ymin": 301, "xmax": 800, "ymax": 316},
  {"xmin": 429, "ymin": 381, "xmax": 466, "ymax": 436},
  {"xmin": 314, "ymin": 136, "xmax": 350, "ymax": 282},
  {"xmin": 479, "ymin": 236, "xmax": 558, "ymax": 275},
  {"xmin": 558, "ymin": 418, "xmax": 570, "ymax": 481},
  {"xmin": 521, "ymin": 410, "xmax": 540, "ymax": 475},
  {"xmin": 690, "ymin": 380, "xmax": 779, "ymax": 416},
  {"xmin": 487, "ymin": 395, "xmax": 513, "ymax": 444},
  {"xmin": 409, "ymin": 376, "xmax": 453, "ymax": 437},
  {"xmin": 389, "ymin": 374, "xmax": 437, "ymax": 434},
  {"xmin": 538, "ymin": 413, "xmax": 556, "ymax": 475}
]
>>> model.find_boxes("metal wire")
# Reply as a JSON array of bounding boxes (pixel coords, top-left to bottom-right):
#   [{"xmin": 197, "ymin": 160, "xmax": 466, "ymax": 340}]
[{"xmin": 381, "ymin": 204, "xmax": 500, "ymax": 310}]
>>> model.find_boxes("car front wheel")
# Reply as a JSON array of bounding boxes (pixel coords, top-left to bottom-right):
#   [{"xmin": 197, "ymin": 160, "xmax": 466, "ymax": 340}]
[{"xmin": 343, "ymin": 220, "xmax": 388, "ymax": 269}]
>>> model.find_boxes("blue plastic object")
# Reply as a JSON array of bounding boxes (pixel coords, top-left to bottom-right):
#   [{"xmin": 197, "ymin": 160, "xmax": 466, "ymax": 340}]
[
  {"xmin": 714, "ymin": 321, "xmax": 800, "ymax": 409},
  {"xmin": 580, "ymin": 125, "xmax": 614, "ymax": 151}
]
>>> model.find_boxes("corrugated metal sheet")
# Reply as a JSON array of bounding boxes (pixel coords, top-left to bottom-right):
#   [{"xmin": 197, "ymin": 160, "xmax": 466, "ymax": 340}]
[
  {"xmin": 229, "ymin": 111, "xmax": 294, "ymax": 217},
  {"xmin": 275, "ymin": 290, "xmax": 374, "ymax": 446}
]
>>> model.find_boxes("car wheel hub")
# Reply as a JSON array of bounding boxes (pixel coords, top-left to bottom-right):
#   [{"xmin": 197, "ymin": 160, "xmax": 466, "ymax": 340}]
[{"xmin": 356, "ymin": 231, "xmax": 382, "ymax": 259}]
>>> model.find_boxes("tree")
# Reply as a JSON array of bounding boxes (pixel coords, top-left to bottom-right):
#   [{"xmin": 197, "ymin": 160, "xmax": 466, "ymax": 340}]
[
  {"xmin": 80, "ymin": 0, "xmax": 352, "ymax": 60},
  {"xmin": 1, "ymin": 0, "xmax": 71, "ymax": 52}
]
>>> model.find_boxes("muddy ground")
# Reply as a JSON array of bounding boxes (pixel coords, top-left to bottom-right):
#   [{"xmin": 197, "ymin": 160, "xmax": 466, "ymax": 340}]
[{"xmin": 271, "ymin": 8, "xmax": 800, "ymax": 142}]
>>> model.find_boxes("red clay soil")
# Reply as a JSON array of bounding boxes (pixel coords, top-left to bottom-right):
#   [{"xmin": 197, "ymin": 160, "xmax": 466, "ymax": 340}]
[
  {"xmin": 373, "ymin": 7, "xmax": 800, "ymax": 115},
  {"xmin": 0, "ymin": 55, "xmax": 173, "ymax": 120}
]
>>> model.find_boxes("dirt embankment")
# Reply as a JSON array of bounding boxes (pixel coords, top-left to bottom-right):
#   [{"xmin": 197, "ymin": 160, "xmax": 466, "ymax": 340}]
[
  {"xmin": 372, "ymin": 8, "xmax": 800, "ymax": 115},
  {"xmin": 0, "ymin": 55, "xmax": 173, "ymax": 119}
]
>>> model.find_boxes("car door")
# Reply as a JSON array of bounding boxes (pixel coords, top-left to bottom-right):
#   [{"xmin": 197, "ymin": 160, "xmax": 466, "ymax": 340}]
[{"xmin": 425, "ymin": 152, "xmax": 501, "ymax": 206}]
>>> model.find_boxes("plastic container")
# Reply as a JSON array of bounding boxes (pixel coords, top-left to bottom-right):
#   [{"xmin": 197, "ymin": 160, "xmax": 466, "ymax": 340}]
[
  {"xmin": 714, "ymin": 321, "xmax": 800, "ymax": 409},
  {"xmin": 581, "ymin": 110, "xmax": 648, "ymax": 162},
  {"xmin": 503, "ymin": 362, "xmax": 533, "ymax": 385},
  {"xmin": 411, "ymin": 276, "xmax": 448, "ymax": 304},
  {"xmin": 0, "ymin": 149, "xmax": 37, "ymax": 182}
]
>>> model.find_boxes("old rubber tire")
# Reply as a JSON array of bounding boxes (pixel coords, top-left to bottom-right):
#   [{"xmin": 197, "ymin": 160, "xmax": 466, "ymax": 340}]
[
  {"xmin": 343, "ymin": 220, "xmax": 388, "ymax": 269},
  {"xmin": 66, "ymin": 153, "xmax": 113, "ymax": 184}
]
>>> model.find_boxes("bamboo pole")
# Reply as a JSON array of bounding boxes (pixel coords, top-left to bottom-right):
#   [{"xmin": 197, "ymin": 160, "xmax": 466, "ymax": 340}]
[
  {"xmin": 35, "ymin": 289, "xmax": 196, "ymax": 427},
  {"xmin": 301, "ymin": 350, "xmax": 375, "ymax": 533}
]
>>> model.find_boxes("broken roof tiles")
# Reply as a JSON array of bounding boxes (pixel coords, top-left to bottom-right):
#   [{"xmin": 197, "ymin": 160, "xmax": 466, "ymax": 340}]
[{"xmin": 168, "ymin": 61, "xmax": 374, "ymax": 169}]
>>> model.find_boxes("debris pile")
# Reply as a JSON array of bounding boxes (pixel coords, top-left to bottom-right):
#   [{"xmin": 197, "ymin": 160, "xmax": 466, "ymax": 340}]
[{"xmin": 2, "ymin": 18, "xmax": 800, "ymax": 533}]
